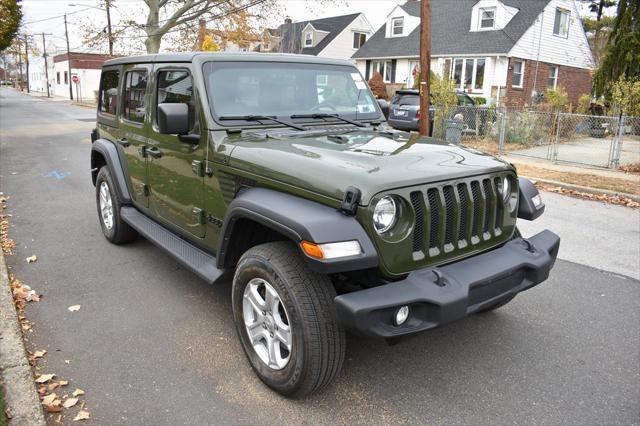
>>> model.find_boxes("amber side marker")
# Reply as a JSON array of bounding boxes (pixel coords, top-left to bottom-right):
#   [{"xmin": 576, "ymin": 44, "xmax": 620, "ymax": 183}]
[{"xmin": 300, "ymin": 241, "xmax": 324, "ymax": 259}]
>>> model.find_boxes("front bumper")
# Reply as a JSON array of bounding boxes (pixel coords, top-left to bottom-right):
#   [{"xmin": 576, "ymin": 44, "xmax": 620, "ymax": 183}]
[{"xmin": 334, "ymin": 230, "xmax": 560, "ymax": 338}]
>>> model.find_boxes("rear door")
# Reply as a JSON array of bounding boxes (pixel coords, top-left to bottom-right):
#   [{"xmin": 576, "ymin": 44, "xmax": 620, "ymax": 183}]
[
  {"xmin": 118, "ymin": 64, "xmax": 152, "ymax": 208},
  {"xmin": 146, "ymin": 65, "xmax": 206, "ymax": 238}
]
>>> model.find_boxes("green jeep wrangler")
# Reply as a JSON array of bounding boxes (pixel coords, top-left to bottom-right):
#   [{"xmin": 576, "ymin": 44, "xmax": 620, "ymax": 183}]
[{"xmin": 90, "ymin": 53, "xmax": 559, "ymax": 397}]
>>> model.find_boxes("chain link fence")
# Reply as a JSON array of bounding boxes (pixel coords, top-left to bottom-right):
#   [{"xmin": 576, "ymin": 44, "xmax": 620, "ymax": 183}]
[{"xmin": 429, "ymin": 105, "xmax": 639, "ymax": 169}]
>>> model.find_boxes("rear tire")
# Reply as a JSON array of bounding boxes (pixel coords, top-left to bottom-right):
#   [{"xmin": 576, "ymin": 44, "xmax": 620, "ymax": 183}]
[
  {"xmin": 95, "ymin": 167, "xmax": 137, "ymax": 244},
  {"xmin": 232, "ymin": 241, "xmax": 345, "ymax": 398}
]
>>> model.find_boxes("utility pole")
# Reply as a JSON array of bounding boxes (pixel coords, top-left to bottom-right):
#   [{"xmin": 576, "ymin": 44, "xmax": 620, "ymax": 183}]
[
  {"xmin": 24, "ymin": 34, "xmax": 30, "ymax": 93},
  {"xmin": 419, "ymin": 0, "xmax": 431, "ymax": 136},
  {"xmin": 16, "ymin": 39, "xmax": 23, "ymax": 90},
  {"xmin": 106, "ymin": 0, "xmax": 113, "ymax": 56},
  {"xmin": 64, "ymin": 14, "xmax": 73, "ymax": 100},
  {"xmin": 41, "ymin": 33, "xmax": 51, "ymax": 98}
]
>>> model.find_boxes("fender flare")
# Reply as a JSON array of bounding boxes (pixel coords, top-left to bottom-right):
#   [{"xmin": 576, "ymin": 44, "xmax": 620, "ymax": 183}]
[
  {"xmin": 217, "ymin": 187, "xmax": 379, "ymax": 274},
  {"xmin": 91, "ymin": 139, "xmax": 131, "ymax": 204},
  {"xmin": 517, "ymin": 178, "xmax": 545, "ymax": 221}
]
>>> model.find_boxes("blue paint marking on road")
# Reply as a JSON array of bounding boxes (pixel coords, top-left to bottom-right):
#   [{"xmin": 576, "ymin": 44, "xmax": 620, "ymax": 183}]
[{"xmin": 42, "ymin": 170, "xmax": 71, "ymax": 180}]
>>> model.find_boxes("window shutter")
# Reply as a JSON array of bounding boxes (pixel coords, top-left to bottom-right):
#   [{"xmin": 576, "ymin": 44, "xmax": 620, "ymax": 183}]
[
  {"xmin": 365, "ymin": 60, "xmax": 371, "ymax": 81},
  {"xmin": 390, "ymin": 59, "xmax": 397, "ymax": 83}
]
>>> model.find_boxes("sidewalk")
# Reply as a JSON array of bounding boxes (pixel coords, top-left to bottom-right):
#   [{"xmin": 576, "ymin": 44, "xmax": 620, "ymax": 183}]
[
  {"xmin": 503, "ymin": 154, "xmax": 640, "ymax": 198},
  {"xmin": 18, "ymin": 88, "xmax": 96, "ymax": 108}
]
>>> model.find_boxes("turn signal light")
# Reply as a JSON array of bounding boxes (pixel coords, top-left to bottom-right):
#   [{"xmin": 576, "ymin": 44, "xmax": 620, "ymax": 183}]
[{"xmin": 301, "ymin": 241, "xmax": 324, "ymax": 259}]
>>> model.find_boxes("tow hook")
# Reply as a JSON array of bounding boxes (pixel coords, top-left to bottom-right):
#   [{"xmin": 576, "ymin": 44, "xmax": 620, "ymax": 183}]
[
  {"xmin": 432, "ymin": 269, "xmax": 446, "ymax": 287},
  {"xmin": 522, "ymin": 239, "xmax": 536, "ymax": 253}
]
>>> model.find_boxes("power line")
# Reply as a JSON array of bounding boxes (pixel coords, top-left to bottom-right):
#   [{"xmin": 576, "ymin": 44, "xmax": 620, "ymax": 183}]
[{"xmin": 22, "ymin": 7, "xmax": 93, "ymax": 25}]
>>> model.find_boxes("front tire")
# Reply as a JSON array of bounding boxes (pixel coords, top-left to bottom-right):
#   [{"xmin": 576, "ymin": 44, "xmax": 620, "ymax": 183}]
[
  {"xmin": 95, "ymin": 167, "xmax": 137, "ymax": 244},
  {"xmin": 232, "ymin": 242, "xmax": 345, "ymax": 398}
]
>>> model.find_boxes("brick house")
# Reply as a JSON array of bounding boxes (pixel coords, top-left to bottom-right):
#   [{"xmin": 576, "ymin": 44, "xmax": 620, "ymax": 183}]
[{"xmin": 352, "ymin": 0, "xmax": 594, "ymax": 108}]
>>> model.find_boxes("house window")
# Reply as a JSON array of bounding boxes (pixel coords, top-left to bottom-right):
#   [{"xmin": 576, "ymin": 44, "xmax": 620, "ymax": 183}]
[
  {"xmin": 372, "ymin": 60, "xmax": 392, "ymax": 83},
  {"xmin": 304, "ymin": 32, "xmax": 313, "ymax": 47},
  {"xmin": 56, "ymin": 72, "xmax": 60, "ymax": 84},
  {"xmin": 391, "ymin": 17, "xmax": 404, "ymax": 36},
  {"xmin": 553, "ymin": 8, "xmax": 570, "ymax": 38},
  {"xmin": 64, "ymin": 71, "xmax": 68, "ymax": 84},
  {"xmin": 512, "ymin": 60, "xmax": 524, "ymax": 88},
  {"xmin": 548, "ymin": 65, "xmax": 558, "ymax": 89},
  {"xmin": 99, "ymin": 69, "xmax": 119, "ymax": 116},
  {"xmin": 123, "ymin": 70, "xmax": 147, "ymax": 123},
  {"xmin": 479, "ymin": 7, "xmax": 496, "ymax": 29},
  {"xmin": 353, "ymin": 32, "xmax": 367, "ymax": 49},
  {"xmin": 451, "ymin": 58, "xmax": 485, "ymax": 91}
]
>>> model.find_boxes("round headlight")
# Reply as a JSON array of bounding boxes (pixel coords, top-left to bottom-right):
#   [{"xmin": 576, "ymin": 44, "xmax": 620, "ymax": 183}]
[
  {"xmin": 373, "ymin": 196, "xmax": 397, "ymax": 234},
  {"xmin": 498, "ymin": 176, "xmax": 511, "ymax": 202}
]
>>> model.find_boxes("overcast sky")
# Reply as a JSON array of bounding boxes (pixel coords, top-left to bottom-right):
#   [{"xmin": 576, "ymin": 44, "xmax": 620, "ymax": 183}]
[{"xmin": 19, "ymin": 0, "xmax": 596, "ymax": 57}]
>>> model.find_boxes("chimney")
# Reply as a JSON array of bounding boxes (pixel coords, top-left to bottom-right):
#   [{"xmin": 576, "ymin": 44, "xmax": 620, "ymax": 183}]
[
  {"xmin": 284, "ymin": 17, "xmax": 292, "ymax": 24},
  {"xmin": 197, "ymin": 18, "xmax": 206, "ymax": 50}
]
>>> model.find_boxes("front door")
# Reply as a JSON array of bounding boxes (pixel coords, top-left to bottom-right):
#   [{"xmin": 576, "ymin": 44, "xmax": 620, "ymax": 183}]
[
  {"xmin": 147, "ymin": 65, "xmax": 206, "ymax": 238},
  {"xmin": 118, "ymin": 64, "xmax": 152, "ymax": 208}
]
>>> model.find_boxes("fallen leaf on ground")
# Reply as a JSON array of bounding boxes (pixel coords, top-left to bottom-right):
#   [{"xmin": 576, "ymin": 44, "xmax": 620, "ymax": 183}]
[
  {"xmin": 26, "ymin": 255, "xmax": 37, "ymax": 263},
  {"xmin": 44, "ymin": 403, "xmax": 63, "ymax": 413},
  {"xmin": 73, "ymin": 410, "xmax": 90, "ymax": 421},
  {"xmin": 46, "ymin": 383, "xmax": 59, "ymax": 392},
  {"xmin": 67, "ymin": 305, "xmax": 81, "ymax": 312},
  {"xmin": 64, "ymin": 360, "xmax": 70, "ymax": 364},
  {"xmin": 72, "ymin": 388, "xmax": 85, "ymax": 397},
  {"xmin": 33, "ymin": 350, "xmax": 47, "ymax": 359},
  {"xmin": 35, "ymin": 373, "xmax": 56, "ymax": 383},
  {"xmin": 63, "ymin": 397, "xmax": 78, "ymax": 408},
  {"xmin": 58, "ymin": 380, "xmax": 69, "ymax": 386},
  {"xmin": 41, "ymin": 393, "xmax": 58, "ymax": 405},
  {"xmin": 54, "ymin": 414, "xmax": 62, "ymax": 423}
]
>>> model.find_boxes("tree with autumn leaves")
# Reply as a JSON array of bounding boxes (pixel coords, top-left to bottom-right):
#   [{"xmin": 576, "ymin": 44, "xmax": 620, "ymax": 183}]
[{"xmin": 0, "ymin": 0, "xmax": 22, "ymax": 51}]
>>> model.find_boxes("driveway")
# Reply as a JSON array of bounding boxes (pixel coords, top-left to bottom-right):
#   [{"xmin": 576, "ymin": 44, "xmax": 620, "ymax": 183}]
[{"xmin": 1, "ymin": 88, "xmax": 639, "ymax": 424}]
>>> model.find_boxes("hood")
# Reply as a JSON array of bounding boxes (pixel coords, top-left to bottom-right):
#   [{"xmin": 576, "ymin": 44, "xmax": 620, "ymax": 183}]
[{"xmin": 224, "ymin": 130, "xmax": 512, "ymax": 205}]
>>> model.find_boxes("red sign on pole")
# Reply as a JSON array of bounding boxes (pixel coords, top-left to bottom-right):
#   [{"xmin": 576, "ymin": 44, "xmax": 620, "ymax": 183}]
[{"xmin": 71, "ymin": 75, "xmax": 80, "ymax": 84}]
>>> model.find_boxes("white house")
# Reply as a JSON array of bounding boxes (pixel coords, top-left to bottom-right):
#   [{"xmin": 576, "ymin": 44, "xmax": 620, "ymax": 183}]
[
  {"xmin": 52, "ymin": 52, "xmax": 113, "ymax": 101},
  {"xmin": 27, "ymin": 55, "xmax": 55, "ymax": 94},
  {"xmin": 259, "ymin": 13, "xmax": 374, "ymax": 61},
  {"xmin": 352, "ymin": 0, "xmax": 594, "ymax": 107}
]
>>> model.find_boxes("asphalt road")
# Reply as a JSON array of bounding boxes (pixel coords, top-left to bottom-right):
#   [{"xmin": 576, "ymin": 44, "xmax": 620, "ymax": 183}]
[{"xmin": 1, "ymin": 88, "xmax": 639, "ymax": 425}]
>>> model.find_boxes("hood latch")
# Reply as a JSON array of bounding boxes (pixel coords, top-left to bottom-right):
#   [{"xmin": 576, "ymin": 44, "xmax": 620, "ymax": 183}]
[{"xmin": 340, "ymin": 186, "xmax": 361, "ymax": 216}]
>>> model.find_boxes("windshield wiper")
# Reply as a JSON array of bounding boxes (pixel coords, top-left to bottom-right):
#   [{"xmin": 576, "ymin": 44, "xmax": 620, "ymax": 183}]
[
  {"xmin": 290, "ymin": 113, "xmax": 365, "ymax": 128},
  {"xmin": 219, "ymin": 115, "xmax": 306, "ymax": 131}
]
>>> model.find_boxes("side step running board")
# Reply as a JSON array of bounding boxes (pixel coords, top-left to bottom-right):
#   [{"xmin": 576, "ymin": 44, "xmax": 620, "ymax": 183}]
[{"xmin": 120, "ymin": 206, "xmax": 224, "ymax": 284}]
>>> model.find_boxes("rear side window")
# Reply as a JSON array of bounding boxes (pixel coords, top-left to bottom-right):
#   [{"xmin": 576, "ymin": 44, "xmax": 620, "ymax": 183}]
[
  {"xmin": 99, "ymin": 70, "xmax": 119, "ymax": 116},
  {"xmin": 157, "ymin": 70, "xmax": 195, "ymax": 131},
  {"xmin": 394, "ymin": 94, "xmax": 420, "ymax": 106},
  {"xmin": 123, "ymin": 70, "xmax": 148, "ymax": 123}
]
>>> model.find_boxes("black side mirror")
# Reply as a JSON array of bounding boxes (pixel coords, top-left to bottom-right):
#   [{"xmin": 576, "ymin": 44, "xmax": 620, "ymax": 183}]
[
  {"xmin": 377, "ymin": 99, "xmax": 389, "ymax": 120},
  {"xmin": 157, "ymin": 103, "xmax": 189, "ymax": 135}
]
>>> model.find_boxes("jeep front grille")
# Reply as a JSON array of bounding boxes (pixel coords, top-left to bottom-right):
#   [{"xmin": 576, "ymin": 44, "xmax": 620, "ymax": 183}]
[{"xmin": 410, "ymin": 177, "xmax": 507, "ymax": 259}]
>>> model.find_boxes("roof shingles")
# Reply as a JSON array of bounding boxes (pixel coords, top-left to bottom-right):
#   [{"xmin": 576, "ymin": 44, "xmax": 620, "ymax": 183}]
[{"xmin": 352, "ymin": 0, "xmax": 549, "ymax": 59}]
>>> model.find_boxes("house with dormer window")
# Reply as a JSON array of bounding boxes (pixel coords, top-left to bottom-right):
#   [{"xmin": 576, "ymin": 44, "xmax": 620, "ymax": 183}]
[
  {"xmin": 258, "ymin": 13, "xmax": 374, "ymax": 61},
  {"xmin": 352, "ymin": 0, "xmax": 594, "ymax": 108}
]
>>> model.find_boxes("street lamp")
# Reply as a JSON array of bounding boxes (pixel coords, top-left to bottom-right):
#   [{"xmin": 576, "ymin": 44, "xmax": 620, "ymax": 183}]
[{"xmin": 68, "ymin": 2, "xmax": 113, "ymax": 56}]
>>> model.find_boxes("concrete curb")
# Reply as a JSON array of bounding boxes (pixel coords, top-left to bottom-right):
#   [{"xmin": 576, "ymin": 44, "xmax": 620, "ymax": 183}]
[
  {"xmin": 521, "ymin": 175, "xmax": 640, "ymax": 203},
  {"xmin": 0, "ymin": 252, "xmax": 46, "ymax": 426}
]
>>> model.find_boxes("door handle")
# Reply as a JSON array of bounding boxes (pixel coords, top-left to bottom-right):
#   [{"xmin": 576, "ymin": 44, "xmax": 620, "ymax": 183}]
[
  {"xmin": 116, "ymin": 138, "xmax": 130, "ymax": 147},
  {"xmin": 146, "ymin": 147, "xmax": 163, "ymax": 159}
]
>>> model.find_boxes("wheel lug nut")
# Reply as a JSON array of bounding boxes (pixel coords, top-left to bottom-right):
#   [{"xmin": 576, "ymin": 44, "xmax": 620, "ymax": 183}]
[
  {"xmin": 261, "ymin": 311, "xmax": 266, "ymax": 316},
  {"xmin": 270, "ymin": 333, "xmax": 274, "ymax": 337}
]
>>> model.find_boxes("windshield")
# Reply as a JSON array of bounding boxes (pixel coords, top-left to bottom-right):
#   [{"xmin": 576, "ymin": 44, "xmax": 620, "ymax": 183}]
[{"xmin": 203, "ymin": 61, "xmax": 379, "ymax": 123}]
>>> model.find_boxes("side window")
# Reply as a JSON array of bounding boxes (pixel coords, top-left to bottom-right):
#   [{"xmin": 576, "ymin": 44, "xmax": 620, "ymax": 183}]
[
  {"xmin": 123, "ymin": 70, "xmax": 148, "ymax": 123},
  {"xmin": 99, "ymin": 70, "xmax": 120, "ymax": 116},
  {"xmin": 157, "ymin": 70, "xmax": 195, "ymax": 131}
]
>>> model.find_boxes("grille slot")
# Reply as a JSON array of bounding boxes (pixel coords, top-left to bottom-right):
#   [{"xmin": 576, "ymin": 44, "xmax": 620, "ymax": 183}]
[
  {"xmin": 494, "ymin": 177, "xmax": 504, "ymax": 229},
  {"xmin": 443, "ymin": 186, "xmax": 455, "ymax": 246},
  {"xmin": 458, "ymin": 183, "xmax": 469, "ymax": 243},
  {"xmin": 427, "ymin": 188, "xmax": 440, "ymax": 249},
  {"xmin": 470, "ymin": 181, "xmax": 483, "ymax": 238},
  {"xmin": 410, "ymin": 192, "xmax": 424, "ymax": 252},
  {"xmin": 482, "ymin": 179, "xmax": 494, "ymax": 234}
]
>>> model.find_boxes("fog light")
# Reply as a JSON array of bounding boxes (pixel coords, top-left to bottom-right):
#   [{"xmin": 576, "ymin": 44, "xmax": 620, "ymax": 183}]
[{"xmin": 394, "ymin": 305, "xmax": 410, "ymax": 326}]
